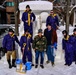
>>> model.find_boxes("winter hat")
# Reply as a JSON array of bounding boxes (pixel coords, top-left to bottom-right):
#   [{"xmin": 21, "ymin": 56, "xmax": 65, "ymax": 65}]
[
  {"xmin": 38, "ymin": 29, "xmax": 42, "ymax": 33},
  {"xmin": 62, "ymin": 30, "xmax": 68, "ymax": 35},
  {"xmin": 73, "ymin": 28, "xmax": 76, "ymax": 32},
  {"xmin": 9, "ymin": 28, "xmax": 14, "ymax": 33},
  {"xmin": 26, "ymin": 5, "xmax": 30, "ymax": 8}
]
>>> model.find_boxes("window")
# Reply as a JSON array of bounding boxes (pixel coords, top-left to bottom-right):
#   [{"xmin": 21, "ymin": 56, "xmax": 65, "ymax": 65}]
[{"xmin": 6, "ymin": 2, "xmax": 14, "ymax": 7}]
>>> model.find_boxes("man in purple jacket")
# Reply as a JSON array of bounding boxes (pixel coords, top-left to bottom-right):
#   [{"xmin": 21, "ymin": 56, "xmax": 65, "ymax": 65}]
[
  {"xmin": 46, "ymin": 10, "xmax": 59, "ymax": 31},
  {"xmin": 3, "ymin": 29, "xmax": 20, "ymax": 69},
  {"xmin": 70, "ymin": 28, "xmax": 76, "ymax": 64}
]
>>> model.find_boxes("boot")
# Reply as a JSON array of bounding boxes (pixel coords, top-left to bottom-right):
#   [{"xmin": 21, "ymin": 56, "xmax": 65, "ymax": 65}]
[
  {"xmin": 12, "ymin": 59, "xmax": 16, "ymax": 67},
  {"xmin": 51, "ymin": 62, "xmax": 55, "ymax": 67},
  {"xmin": 7, "ymin": 59, "xmax": 12, "ymax": 69}
]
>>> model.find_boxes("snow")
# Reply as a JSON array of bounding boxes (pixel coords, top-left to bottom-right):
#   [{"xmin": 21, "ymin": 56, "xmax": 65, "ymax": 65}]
[
  {"xmin": 0, "ymin": 1, "xmax": 76, "ymax": 74},
  {"xmin": 19, "ymin": 1, "xmax": 53, "ymax": 11},
  {"xmin": 0, "ymin": 26, "xmax": 76, "ymax": 75}
]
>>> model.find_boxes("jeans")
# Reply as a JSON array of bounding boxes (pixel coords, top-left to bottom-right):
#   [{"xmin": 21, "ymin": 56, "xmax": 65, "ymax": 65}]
[
  {"xmin": 35, "ymin": 50, "xmax": 44, "ymax": 65},
  {"xmin": 46, "ymin": 45, "xmax": 54, "ymax": 62}
]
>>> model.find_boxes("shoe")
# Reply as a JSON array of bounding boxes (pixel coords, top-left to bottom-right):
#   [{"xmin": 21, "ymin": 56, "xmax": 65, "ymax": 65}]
[
  {"xmin": 31, "ymin": 64, "xmax": 34, "ymax": 66},
  {"xmin": 40, "ymin": 65, "xmax": 44, "ymax": 69},
  {"xmin": 64, "ymin": 63, "xmax": 68, "ymax": 65},
  {"xmin": 35, "ymin": 65, "xmax": 38, "ymax": 68},
  {"xmin": 12, "ymin": 59, "xmax": 16, "ymax": 67},
  {"xmin": 68, "ymin": 64, "xmax": 71, "ymax": 66},
  {"xmin": 75, "ymin": 62, "xmax": 76, "ymax": 64},
  {"xmin": 51, "ymin": 62, "xmax": 55, "ymax": 66},
  {"xmin": 46, "ymin": 61, "xmax": 50, "ymax": 64},
  {"xmin": 0, "ymin": 57, "xmax": 1, "ymax": 60}
]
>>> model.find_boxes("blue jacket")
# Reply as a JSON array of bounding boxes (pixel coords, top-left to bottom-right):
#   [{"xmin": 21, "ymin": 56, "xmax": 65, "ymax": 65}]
[
  {"xmin": 22, "ymin": 11, "xmax": 36, "ymax": 34},
  {"xmin": 3, "ymin": 34, "xmax": 20, "ymax": 51},
  {"xmin": 46, "ymin": 14, "xmax": 59, "ymax": 30},
  {"xmin": 62, "ymin": 36, "xmax": 73, "ymax": 53},
  {"xmin": 20, "ymin": 33, "xmax": 31, "ymax": 52}
]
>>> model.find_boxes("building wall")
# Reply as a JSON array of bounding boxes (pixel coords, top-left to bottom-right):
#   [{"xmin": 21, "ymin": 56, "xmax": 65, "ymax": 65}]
[{"xmin": 5, "ymin": 0, "xmax": 20, "ymax": 24}]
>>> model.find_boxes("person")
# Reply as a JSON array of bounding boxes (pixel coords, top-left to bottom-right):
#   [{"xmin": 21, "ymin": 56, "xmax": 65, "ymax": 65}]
[
  {"xmin": 46, "ymin": 10, "xmax": 59, "ymax": 31},
  {"xmin": 69, "ymin": 28, "xmax": 76, "ymax": 64},
  {"xmin": 44, "ymin": 24, "xmax": 57, "ymax": 66},
  {"xmin": 22, "ymin": 5, "xmax": 36, "ymax": 35},
  {"xmin": 62, "ymin": 30, "xmax": 73, "ymax": 66},
  {"xmin": 32, "ymin": 29, "xmax": 47, "ymax": 69},
  {"xmin": 2, "ymin": 29, "xmax": 20, "ymax": 69},
  {"xmin": 20, "ymin": 30, "xmax": 32, "ymax": 65}
]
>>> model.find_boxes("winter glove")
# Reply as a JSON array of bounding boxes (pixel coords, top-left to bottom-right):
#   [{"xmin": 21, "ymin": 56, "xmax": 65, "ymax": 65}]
[{"xmin": 3, "ymin": 48, "xmax": 7, "ymax": 53}]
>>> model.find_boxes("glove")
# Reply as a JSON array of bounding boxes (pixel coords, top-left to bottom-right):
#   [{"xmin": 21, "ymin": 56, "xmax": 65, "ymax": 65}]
[{"xmin": 3, "ymin": 48, "xmax": 7, "ymax": 53}]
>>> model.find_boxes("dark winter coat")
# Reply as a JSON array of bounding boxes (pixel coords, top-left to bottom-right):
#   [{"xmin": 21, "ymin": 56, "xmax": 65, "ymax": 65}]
[
  {"xmin": 46, "ymin": 14, "xmax": 59, "ymax": 30},
  {"xmin": 62, "ymin": 35, "xmax": 73, "ymax": 53},
  {"xmin": 44, "ymin": 28, "xmax": 57, "ymax": 45},
  {"xmin": 20, "ymin": 33, "xmax": 32, "ymax": 52},
  {"xmin": 3, "ymin": 34, "xmax": 20, "ymax": 51},
  {"xmin": 69, "ymin": 34, "xmax": 76, "ymax": 51},
  {"xmin": 22, "ymin": 10, "xmax": 36, "ymax": 35}
]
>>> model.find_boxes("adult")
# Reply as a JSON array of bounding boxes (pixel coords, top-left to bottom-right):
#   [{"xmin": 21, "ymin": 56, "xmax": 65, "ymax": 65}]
[
  {"xmin": 20, "ymin": 30, "xmax": 32, "ymax": 65},
  {"xmin": 62, "ymin": 30, "xmax": 73, "ymax": 66},
  {"xmin": 22, "ymin": 5, "xmax": 36, "ymax": 35},
  {"xmin": 3, "ymin": 29, "xmax": 20, "ymax": 69},
  {"xmin": 46, "ymin": 10, "xmax": 59, "ymax": 31},
  {"xmin": 69, "ymin": 28, "xmax": 76, "ymax": 64},
  {"xmin": 44, "ymin": 24, "xmax": 57, "ymax": 66}
]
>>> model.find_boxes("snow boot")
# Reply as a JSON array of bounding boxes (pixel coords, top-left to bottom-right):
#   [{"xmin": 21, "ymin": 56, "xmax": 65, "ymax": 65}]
[
  {"xmin": 12, "ymin": 59, "xmax": 16, "ymax": 67},
  {"xmin": 7, "ymin": 59, "xmax": 12, "ymax": 69}
]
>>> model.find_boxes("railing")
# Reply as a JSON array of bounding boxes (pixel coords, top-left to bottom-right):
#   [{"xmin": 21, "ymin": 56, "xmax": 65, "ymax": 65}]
[{"xmin": 0, "ymin": 24, "xmax": 15, "ymax": 29}]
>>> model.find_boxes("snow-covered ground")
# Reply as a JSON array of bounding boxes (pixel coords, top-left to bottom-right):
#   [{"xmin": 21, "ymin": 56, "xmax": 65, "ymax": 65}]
[{"xmin": 0, "ymin": 26, "xmax": 76, "ymax": 75}]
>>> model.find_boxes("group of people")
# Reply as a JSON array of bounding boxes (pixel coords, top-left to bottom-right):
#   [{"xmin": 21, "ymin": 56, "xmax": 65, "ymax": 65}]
[
  {"xmin": 62, "ymin": 28, "xmax": 76, "ymax": 66},
  {"xmin": 3, "ymin": 4, "xmax": 76, "ymax": 70}
]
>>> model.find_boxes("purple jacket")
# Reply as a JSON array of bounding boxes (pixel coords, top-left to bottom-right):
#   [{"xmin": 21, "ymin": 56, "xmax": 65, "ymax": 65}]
[{"xmin": 46, "ymin": 14, "xmax": 59, "ymax": 30}]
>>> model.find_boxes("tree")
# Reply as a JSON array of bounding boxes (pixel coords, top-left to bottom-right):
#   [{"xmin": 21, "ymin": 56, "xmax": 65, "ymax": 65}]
[
  {"xmin": 66, "ymin": 0, "xmax": 70, "ymax": 33},
  {"xmin": 14, "ymin": 0, "xmax": 19, "ymax": 36}
]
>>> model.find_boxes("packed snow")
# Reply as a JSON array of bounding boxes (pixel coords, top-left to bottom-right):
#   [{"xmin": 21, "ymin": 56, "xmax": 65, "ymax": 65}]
[{"xmin": 0, "ymin": 26, "xmax": 76, "ymax": 75}]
